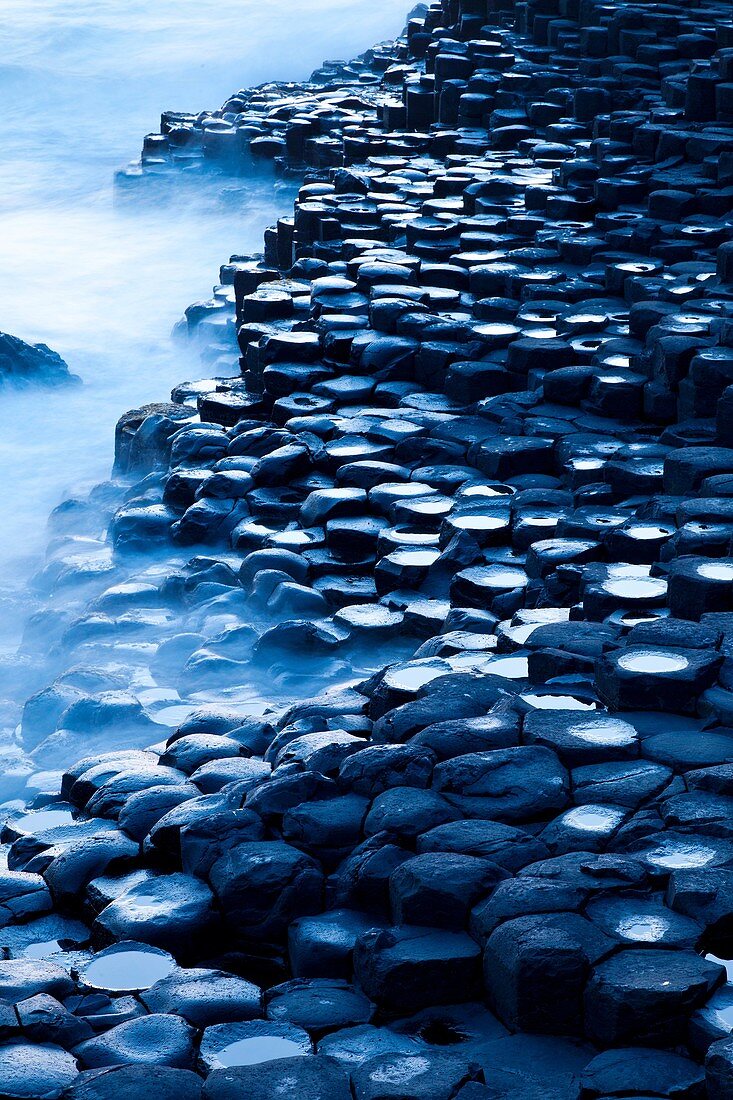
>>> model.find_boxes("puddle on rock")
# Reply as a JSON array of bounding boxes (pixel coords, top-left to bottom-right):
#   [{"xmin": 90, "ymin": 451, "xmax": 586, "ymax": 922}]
[
  {"xmin": 80, "ymin": 943, "xmax": 176, "ymax": 992},
  {"xmin": 215, "ymin": 1035, "xmax": 310, "ymax": 1067},
  {"xmin": 617, "ymin": 651, "xmax": 689, "ymax": 674}
]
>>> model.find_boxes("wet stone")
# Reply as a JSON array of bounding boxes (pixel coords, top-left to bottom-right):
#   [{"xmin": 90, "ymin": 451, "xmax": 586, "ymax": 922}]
[
  {"xmin": 353, "ymin": 926, "xmax": 482, "ymax": 1014},
  {"xmin": 0, "ymin": 1041, "xmax": 78, "ymax": 1100},
  {"xmin": 352, "ymin": 1051, "xmax": 483, "ymax": 1100},
  {"xmin": 73, "ymin": 1013, "xmax": 197, "ymax": 1069},
  {"xmin": 198, "ymin": 1019, "xmax": 312, "ymax": 1072},
  {"xmin": 431, "ymin": 746, "xmax": 569, "ymax": 823},
  {"xmin": 141, "ymin": 968, "xmax": 261, "ymax": 1027},
  {"xmin": 584, "ymin": 949, "xmax": 725, "ymax": 1046},
  {"xmin": 523, "ymin": 713, "xmax": 639, "ymax": 766},
  {"xmin": 288, "ymin": 910, "xmax": 384, "ymax": 981},
  {"xmin": 265, "ymin": 978, "xmax": 374, "ymax": 1038},
  {"xmin": 9, "ymin": 0, "xmax": 733, "ymax": 1094},
  {"xmin": 579, "ymin": 1047, "xmax": 705, "ymax": 1100},
  {"xmin": 67, "ymin": 1066, "xmax": 204, "ymax": 1100},
  {"xmin": 202, "ymin": 1055, "xmax": 351, "ymax": 1100},
  {"xmin": 79, "ymin": 943, "xmax": 177, "ymax": 993}
]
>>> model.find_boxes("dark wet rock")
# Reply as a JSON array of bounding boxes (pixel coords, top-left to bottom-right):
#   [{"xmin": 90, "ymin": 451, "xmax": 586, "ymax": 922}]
[
  {"xmin": 666, "ymin": 868, "xmax": 733, "ymax": 954},
  {"xmin": 141, "ymin": 968, "xmax": 261, "ymax": 1026},
  {"xmin": 117, "ymin": 784, "xmax": 197, "ymax": 842},
  {"xmin": 316, "ymin": 1024, "xmax": 421, "ymax": 1068},
  {"xmin": 466, "ymin": 1032, "xmax": 592, "ymax": 1100},
  {"xmin": 265, "ymin": 977, "xmax": 373, "ymax": 1038},
  {"xmin": 66, "ymin": 1065, "xmax": 203, "ymax": 1100},
  {"xmin": 470, "ymin": 879, "xmax": 589, "ymax": 943},
  {"xmin": 352, "ymin": 1051, "xmax": 483, "ymax": 1100},
  {"xmin": 73, "ymin": 1012, "xmax": 196, "ymax": 1069},
  {"xmin": 642, "ymin": 731, "xmax": 733, "ymax": 772},
  {"xmin": 431, "ymin": 746, "xmax": 569, "ymax": 822},
  {"xmin": 483, "ymin": 912, "xmax": 613, "ymax": 1035},
  {"xmin": 190, "ymin": 755, "xmax": 270, "ymax": 794},
  {"xmin": 282, "ymin": 794, "xmax": 369, "ymax": 858},
  {"xmin": 353, "ymin": 926, "xmax": 481, "ymax": 1013},
  {"xmin": 540, "ymin": 804, "xmax": 628, "ymax": 856},
  {"xmin": 0, "ymin": 1041, "xmax": 78, "ymax": 1099},
  {"xmin": 93, "ymin": 873, "xmax": 217, "ymax": 952},
  {"xmin": 148, "ymin": 794, "xmax": 264, "ymax": 865},
  {"xmin": 389, "ymin": 852, "xmax": 504, "ymax": 929},
  {"xmin": 523, "ymin": 713, "xmax": 639, "ymax": 767},
  {"xmin": 0, "ymin": 959, "xmax": 74, "ymax": 1004},
  {"xmin": 288, "ymin": 910, "xmax": 384, "ymax": 980},
  {"xmin": 596, "ymin": 647, "xmax": 722, "ymax": 714},
  {"xmin": 198, "ymin": 1018, "xmax": 311, "ymax": 1073},
  {"xmin": 0, "ymin": 870, "xmax": 52, "ymax": 922},
  {"xmin": 584, "ymin": 949, "xmax": 725, "ymax": 1046},
  {"xmin": 585, "ymin": 895, "xmax": 702, "ymax": 950},
  {"xmin": 411, "ymin": 714, "xmax": 520, "ymax": 760},
  {"xmin": 571, "ymin": 761, "xmax": 673, "ymax": 810},
  {"xmin": 363, "ymin": 787, "xmax": 458, "ymax": 840},
  {"xmin": 338, "ymin": 744, "xmax": 435, "ymax": 795},
  {"xmin": 41, "ymin": 829, "xmax": 140, "ymax": 905},
  {"xmin": 209, "ymin": 841, "xmax": 324, "ymax": 941},
  {"xmin": 159, "ymin": 734, "xmax": 245, "ymax": 774},
  {"xmin": 417, "ymin": 820, "xmax": 547, "ymax": 873},
  {"xmin": 579, "ymin": 1047, "xmax": 705, "ymax": 1099},
  {"xmin": 0, "ymin": 332, "xmax": 76, "ymax": 388},
  {"xmin": 16, "ymin": 993, "xmax": 92, "ymax": 1047},
  {"xmin": 202, "ymin": 1055, "xmax": 350, "ymax": 1100},
  {"xmin": 706, "ymin": 1036, "xmax": 733, "ymax": 1100}
]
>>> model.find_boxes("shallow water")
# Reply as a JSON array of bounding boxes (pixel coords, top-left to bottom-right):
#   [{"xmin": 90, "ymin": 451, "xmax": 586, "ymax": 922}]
[
  {"xmin": 0, "ymin": 0, "xmax": 402, "ymax": 621},
  {"xmin": 216, "ymin": 1035, "xmax": 309, "ymax": 1067},
  {"xmin": 81, "ymin": 944, "xmax": 176, "ymax": 991}
]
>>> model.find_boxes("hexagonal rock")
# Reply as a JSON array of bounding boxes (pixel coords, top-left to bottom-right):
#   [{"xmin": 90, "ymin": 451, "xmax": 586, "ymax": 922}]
[
  {"xmin": 67, "ymin": 1066, "xmax": 203, "ymax": 1100},
  {"xmin": 522, "ymin": 712, "xmax": 639, "ymax": 766},
  {"xmin": 265, "ymin": 978, "xmax": 374, "ymax": 1038},
  {"xmin": 706, "ymin": 1036, "xmax": 733, "ymax": 1100},
  {"xmin": 595, "ymin": 647, "xmax": 722, "ymax": 714},
  {"xmin": 73, "ymin": 1013, "xmax": 196, "ymax": 1069},
  {"xmin": 140, "ymin": 968, "xmax": 262, "ymax": 1028},
  {"xmin": 209, "ymin": 841, "xmax": 324, "ymax": 941},
  {"xmin": 202, "ymin": 1055, "xmax": 351, "ymax": 1100},
  {"xmin": 93, "ymin": 873, "xmax": 217, "ymax": 953},
  {"xmin": 389, "ymin": 852, "xmax": 506, "ymax": 929},
  {"xmin": 482, "ymin": 912, "xmax": 613, "ymax": 1035},
  {"xmin": 665, "ymin": 867, "xmax": 733, "ymax": 951},
  {"xmin": 666, "ymin": 559, "xmax": 733, "ymax": 622},
  {"xmin": 353, "ymin": 926, "xmax": 481, "ymax": 1014},
  {"xmin": 352, "ymin": 1051, "xmax": 484, "ymax": 1100},
  {"xmin": 0, "ymin": 1041, "xmax": 78, "ymax": 1099},
  {"xmin": 579, "ymin": 1047, "xmax": 705, "ymax": 1099},
  {"xmin": 288, "ymin": 910, "xmax": 384, "ymax": 980},
  {"xmin": 416, "ymin": 819, "xmax": 548, "ymax": 873},
  {"xmin": 431, "ymin": 746, "xmax": 569, "ymax": 822},
  {"xmin": 584, "ymin": 949, "xmax": 725, "ymax": 1046},
  {"xmin": 663, "ymin": 448, "xmax": 733, "ymax": 495},
  {"xmin": 0, "ymin": 960, "xmax": 74, "ymax": 1004}
]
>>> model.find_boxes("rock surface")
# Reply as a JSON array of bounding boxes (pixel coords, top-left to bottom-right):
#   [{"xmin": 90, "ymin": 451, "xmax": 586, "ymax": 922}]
[
  {"xmin": 1, "ymin": 0, "xmax": 733, "ymax": 1096},
  {"xmin": 0, "ymin": 332, "xmax": 76, "ymax": 388}
]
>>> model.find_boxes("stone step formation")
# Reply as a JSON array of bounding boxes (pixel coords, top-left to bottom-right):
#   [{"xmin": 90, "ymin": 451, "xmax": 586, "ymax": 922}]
[{"xmin": 2, "ymin": 0, "xmax": 733, "ymax": 1096}]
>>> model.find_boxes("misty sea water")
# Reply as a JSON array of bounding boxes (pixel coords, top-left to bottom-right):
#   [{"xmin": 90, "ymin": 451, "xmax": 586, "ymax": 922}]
[{"xmin": 0, "ymin": 0, "xmax": 401, "ymax": 580}]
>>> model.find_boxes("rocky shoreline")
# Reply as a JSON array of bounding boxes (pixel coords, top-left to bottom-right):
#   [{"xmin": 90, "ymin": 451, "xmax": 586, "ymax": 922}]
[
  {"xmin": 0, "ymin": 334, "xmax": 77, "ymax": 390},
  {"xmin": 1, "ymin": 0, "xmax": 733, "ymax": 1096}
]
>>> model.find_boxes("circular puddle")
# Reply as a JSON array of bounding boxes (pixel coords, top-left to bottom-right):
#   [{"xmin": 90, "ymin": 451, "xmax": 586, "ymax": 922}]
[
  {"xmin": 80, "ymin": 943, "xmax": 176, "ymax": 992},
  {"xmin": 618, "ymin": 651, "xmax": 688, "ymax": 673}
]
